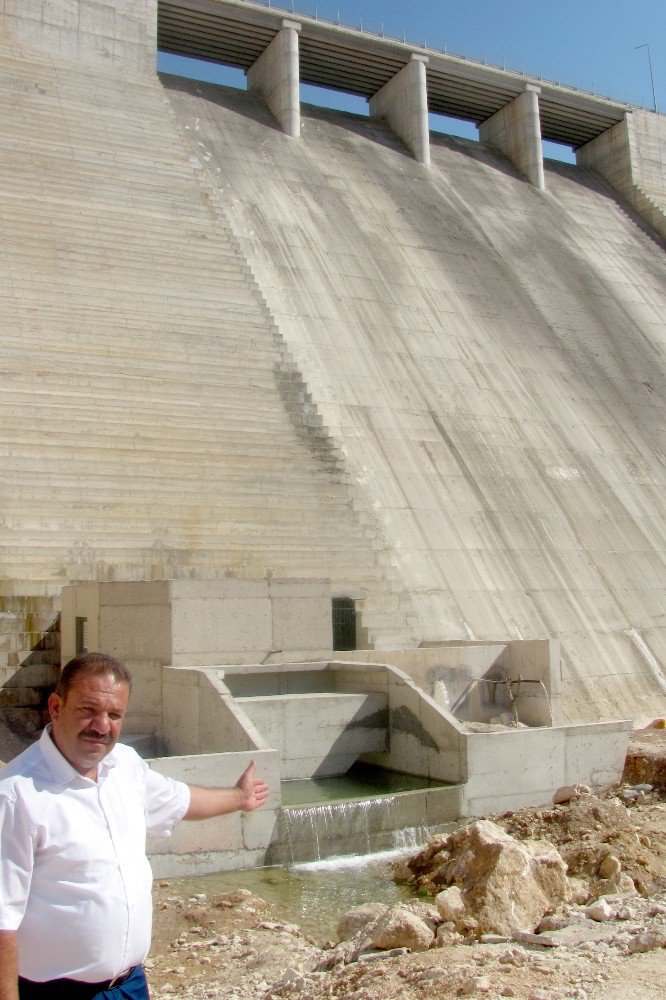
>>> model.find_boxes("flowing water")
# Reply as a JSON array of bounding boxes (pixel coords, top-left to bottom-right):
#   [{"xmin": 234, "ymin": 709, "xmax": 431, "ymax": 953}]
[
  {"xmin": 281, "ymin": 765, "xmax": 446, "ymax": 805},
  {"xmin": 165, "ymin": 845, "xmax": 441, "ymax": 942},
  {"xmin": 276, "ymin": 763, "xmax": 457, "ymax": 864},
  {"xmin": 167, "ymin": 765, "xmax": 459, "ymax": 941}
]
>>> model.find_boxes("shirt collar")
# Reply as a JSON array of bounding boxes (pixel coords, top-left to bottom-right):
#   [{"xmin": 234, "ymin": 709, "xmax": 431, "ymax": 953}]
[{"xmin": 39, "ymin": 725, "xmax": 119, "ymax": 785}]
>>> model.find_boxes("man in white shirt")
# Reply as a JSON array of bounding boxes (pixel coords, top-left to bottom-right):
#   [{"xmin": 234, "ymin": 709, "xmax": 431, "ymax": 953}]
[{"xmin": 0, "ymin": 652, "xmax": 269, "ymax": 1000}]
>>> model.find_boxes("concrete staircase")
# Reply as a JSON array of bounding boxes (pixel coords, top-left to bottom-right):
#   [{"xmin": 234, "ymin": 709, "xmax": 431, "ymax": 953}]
[
  {"xmin": 626, "ymin": 183, "xmax": 666, "ymax": 241},
  {"xmin": 0, "ymin": 43, "xmax": 399, "ymax": 667}
]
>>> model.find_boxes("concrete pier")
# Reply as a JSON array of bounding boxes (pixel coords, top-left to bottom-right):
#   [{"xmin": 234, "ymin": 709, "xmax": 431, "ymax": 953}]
[
  {"xmin": 479, "ymin": 85, "xmax": 545, "ymax": 190},
  {"xmin": 369, "ymin": 55, "xmax": 431, "ymax": 166},
  {"xmin": 577, "ymin": 109, "xmax": 666, "ymax": 239},
  {"xmin": 247, "ymin": 19, "xmax": 301, "ymax": 138}
]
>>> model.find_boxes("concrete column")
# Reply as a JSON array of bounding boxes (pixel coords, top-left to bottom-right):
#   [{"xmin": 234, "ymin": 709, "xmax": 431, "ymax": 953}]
[
  {"xmin": 479, "ymin": 85, "xmax": 545, "ymax": 191},
  {"xmin": 369, "ymin": 55, "xmax": 430, "ymax": 166},
  {"xmin": 246, "ymin": 19, "xmax": 301, "ymax": 139}
]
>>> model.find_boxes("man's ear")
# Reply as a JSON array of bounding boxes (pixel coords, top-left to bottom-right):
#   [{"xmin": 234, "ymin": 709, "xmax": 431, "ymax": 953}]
[{"xmin": 48, "ymin": 691, "xmax": 62, "ymax": 721}]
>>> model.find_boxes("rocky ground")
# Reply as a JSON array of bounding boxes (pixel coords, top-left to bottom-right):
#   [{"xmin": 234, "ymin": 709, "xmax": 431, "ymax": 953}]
[{"xmin": 147, "ymin": 728, "xmax": 665, "ymax": 1000}]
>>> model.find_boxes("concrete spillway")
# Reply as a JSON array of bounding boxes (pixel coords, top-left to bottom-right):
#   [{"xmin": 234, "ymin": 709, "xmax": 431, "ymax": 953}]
[
  {"xmin": 162, "ymin": 79, "xmax": 666, "ymax": 724},
  {"xmin": 0, "ymin": 3, "xmax": 665, "ymax": 728}
]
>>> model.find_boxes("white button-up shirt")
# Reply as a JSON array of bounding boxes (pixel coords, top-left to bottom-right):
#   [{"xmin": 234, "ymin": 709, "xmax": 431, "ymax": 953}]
[{"xmin": 0, "ymin": 727, "xmax": 190, "ymax": 983}]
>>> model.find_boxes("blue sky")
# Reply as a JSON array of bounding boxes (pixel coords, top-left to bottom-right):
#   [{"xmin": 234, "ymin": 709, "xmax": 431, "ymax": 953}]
[{"xmin": 157, "ymin": 0, "xmax": 664, "ymax": 161}]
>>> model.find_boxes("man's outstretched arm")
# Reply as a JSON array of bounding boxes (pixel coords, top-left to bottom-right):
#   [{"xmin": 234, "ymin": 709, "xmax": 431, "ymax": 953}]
[
  {"xmin": 0, "ymin": 931, "xmax": 18, "ymax": 1000},
  {"xmin": 183, "ymin": 761, "xmax": 269, "ymax": 821}
]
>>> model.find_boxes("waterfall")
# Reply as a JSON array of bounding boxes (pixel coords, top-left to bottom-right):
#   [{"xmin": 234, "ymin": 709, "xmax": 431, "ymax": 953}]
[{"xmin": 280, "ymin": 794, "xmax": 443, "ymax": 864}]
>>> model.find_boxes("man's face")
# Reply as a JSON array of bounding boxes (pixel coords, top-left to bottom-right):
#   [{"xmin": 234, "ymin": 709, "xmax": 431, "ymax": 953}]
[{"xmin": 48, "ymin": 672, "xmax": 130, "ymax": 778}]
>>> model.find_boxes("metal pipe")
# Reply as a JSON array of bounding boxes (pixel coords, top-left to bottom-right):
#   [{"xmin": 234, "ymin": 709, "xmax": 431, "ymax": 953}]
[{"xmin": 635, "ymin": 43, "xmax": 660, "ymax": 113}]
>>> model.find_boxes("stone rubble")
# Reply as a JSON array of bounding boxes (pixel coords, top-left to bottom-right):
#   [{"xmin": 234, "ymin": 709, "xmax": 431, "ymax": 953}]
[{"xmin": 145, "ymin": 783, "xmax": 664, "ymax": 999}]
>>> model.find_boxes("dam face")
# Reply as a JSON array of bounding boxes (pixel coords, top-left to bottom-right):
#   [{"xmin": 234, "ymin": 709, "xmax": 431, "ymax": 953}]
[{"xmin": 1, "ymin": 2, "xmax": 665, "ymax": 726}]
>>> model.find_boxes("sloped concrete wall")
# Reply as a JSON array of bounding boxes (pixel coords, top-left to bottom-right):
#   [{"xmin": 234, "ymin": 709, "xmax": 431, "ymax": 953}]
[{"xmin": 163, "ymin": 79, "xmax": 666, "ymax": 726}]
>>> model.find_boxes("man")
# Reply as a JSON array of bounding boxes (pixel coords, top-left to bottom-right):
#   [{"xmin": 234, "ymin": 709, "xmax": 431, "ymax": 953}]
[{"xmin": 0, "ymin": 652, "xmax": 269, "ymax": 1000}]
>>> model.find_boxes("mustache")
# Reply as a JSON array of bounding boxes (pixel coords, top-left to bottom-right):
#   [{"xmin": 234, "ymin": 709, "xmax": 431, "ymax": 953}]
[{"xmin": 79, "ymin": 729, "xmax": 113, "ymax": 744}]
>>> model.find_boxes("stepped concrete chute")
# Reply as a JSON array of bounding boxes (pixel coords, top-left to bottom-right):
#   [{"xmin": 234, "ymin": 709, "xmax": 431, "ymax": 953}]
[
  {"xmin": 0, "ymin": 12, "xmax": 401, "ymax": 680},
  {"xmin": 163, "ymin": 77, "xmax": 666, "ymax": 726}
]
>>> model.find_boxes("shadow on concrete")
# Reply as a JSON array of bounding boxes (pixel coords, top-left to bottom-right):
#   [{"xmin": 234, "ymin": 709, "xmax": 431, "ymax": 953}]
[
  {"xmin": 0, "ymin": 617, "xmax": 59, "ymax": 756},
  {"xmin": 160, "ymin": 72, "xmax": 285, "ymax": 134}
]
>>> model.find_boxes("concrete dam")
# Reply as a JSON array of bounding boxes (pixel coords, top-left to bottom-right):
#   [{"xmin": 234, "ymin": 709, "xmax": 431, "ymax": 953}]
[{"xmin": 1, "ymin": 0, "xmax": 665, "ymax": 746}]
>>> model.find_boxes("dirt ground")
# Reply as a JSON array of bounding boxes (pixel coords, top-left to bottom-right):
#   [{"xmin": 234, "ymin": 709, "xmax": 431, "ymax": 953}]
[{"xmin": 146, "ymin": 730, "xmax": 666, "ymax": 1000}]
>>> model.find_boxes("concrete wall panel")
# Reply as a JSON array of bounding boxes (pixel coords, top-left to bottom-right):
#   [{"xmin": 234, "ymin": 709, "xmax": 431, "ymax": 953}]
[
  {"xmin": 271, "ymin": 596, "xmax": 332, "ymax": 651},
  {"xmin": 99, "ymin": 606, "xmax": 171, "ymax": 662},
  {"xmin": 3, "ymin": 0, "xmax": 157, "ymax": 74},
  {"xmin": 171, "ymin": 598, "xmax": 272, "ymax": 659},
  {"xmin": 147, "ymin": 748, "xmax": 280, "ymax": 873}
]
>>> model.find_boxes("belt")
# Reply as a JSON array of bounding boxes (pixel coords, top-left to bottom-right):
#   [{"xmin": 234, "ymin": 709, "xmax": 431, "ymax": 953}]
[{"xmin": 19, "ymin": 966, "xmax": 136, "ymax": 998}]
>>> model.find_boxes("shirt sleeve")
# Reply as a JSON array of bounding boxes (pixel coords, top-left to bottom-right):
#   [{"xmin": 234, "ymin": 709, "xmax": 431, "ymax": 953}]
[
  {"xmin": 0, "ymin": 791, "xmax": 35, "ymax": 930},
  {"xmin": 144, "ymin": 770, "xmax": 190, "ymax": 838}
]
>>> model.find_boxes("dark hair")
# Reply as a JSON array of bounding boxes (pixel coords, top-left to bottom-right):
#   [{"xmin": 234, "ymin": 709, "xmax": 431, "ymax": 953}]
[{"xmin": 55, "ymin": 652, "xmax": 132, "ymax": 700}]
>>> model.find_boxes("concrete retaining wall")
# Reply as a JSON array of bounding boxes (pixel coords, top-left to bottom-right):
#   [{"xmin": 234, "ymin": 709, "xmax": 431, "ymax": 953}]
[
  {"xmin": 462, "ymin": 721, "xmax": 631, "ymax": 816},
  {"xmin": 147, "ymin": 748, "xmax": 281, "ymax": 877}
]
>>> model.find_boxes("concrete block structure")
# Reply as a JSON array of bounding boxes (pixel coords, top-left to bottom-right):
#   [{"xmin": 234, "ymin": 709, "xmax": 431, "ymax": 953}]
[
  {"xmin": 1, "ymin": 0, "xmax": 665, "ymax": 752},
  {"xmin": 61, "ymin": 580, "xmax": 335, "ymax": 734},
  {"xmin": 145, "ymin": 653, "xmax": 629, "ymax": 874},
  {"xmin": 55, "ymin": 581, "xmax": 632, "ymax": 873}
]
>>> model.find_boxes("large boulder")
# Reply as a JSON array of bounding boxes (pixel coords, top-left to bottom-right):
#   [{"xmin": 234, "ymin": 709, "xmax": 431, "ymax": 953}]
[
  {"xmin": 368, "ymin": 906, "xmax": 435, "ymax": 951},
  {"xmin": 321, "ymin": 904, "xmax": 434, "ymax": 968},
  {"xmin": 433, "ymin": 820, "xmax": 568, "ymax": 935},
  {"xmin": 336, "ymin": 903, "xmax": 388, "ymax": 942}
]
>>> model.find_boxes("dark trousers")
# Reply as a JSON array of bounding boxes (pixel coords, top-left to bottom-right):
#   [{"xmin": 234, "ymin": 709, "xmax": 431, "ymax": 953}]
[{"xmin": 19, "ymin": 965, "xmax": 149, "ymax": 1000}]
